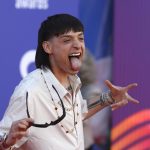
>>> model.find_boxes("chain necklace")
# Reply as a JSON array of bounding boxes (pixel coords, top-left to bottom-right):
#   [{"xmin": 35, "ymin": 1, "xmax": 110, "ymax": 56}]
[
  {"xmin": 58, "ymin": 84, "xmax": 76, "ymax": 112},
  {"xmin": 41, "ymin": 70, "xmax": 79, "ymax": 134},
  {"xmin": 58, "ymin": 100, "xmax": 77, "ymax": 111}
]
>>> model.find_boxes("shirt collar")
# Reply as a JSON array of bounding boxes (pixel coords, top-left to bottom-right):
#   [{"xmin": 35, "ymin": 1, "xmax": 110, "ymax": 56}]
[
  {"xmin": 41, "ymin": 67, "xmax": 81, "ymax": 102},
  {"xmin": 68, "ymin": 75, "xmax": 82, "ymax": 94}
]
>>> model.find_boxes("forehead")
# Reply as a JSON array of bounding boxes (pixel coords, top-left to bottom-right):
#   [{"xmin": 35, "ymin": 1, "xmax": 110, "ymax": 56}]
[{"xmin": 58, "ymin": 31, "xmax": 84, "ymax": 37}]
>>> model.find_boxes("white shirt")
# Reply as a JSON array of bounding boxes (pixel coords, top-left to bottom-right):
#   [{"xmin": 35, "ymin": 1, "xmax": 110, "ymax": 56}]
[{"xmin": 0, "ymin": 68, "xmax": 88, "ymax": 150}]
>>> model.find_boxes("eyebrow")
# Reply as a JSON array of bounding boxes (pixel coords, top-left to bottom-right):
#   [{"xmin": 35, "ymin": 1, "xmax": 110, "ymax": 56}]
[{"xmin": 59, "ymin": 33, "xmax": 84, "ymax": 38}]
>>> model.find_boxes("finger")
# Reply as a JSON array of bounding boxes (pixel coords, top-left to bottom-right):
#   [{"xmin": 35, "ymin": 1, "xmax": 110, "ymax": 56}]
[
  {"xmin": 111, "ymin": 104, "xmax": 118, "ymax": 111},
  {"xmin": 111, "ymin": 104, "xmax": 122, "ymax": 111},
  {"xmin": 18, "ymin": 123, "xmax": 28, "ymax": 131},
  {"xmin": 17, "ymin": 118, "xmax": 34, "ymax": 129},
  {"xmin": 15, "ymin": 131, "xmax": 28, "ymax": 140},
  {"xmin": 24, "ymin": 118, "xmax": 34, "ymax": 123},
  {"xmin": 111, "ymin": 100, "xmax": 128, "ymax": 110},
  {"xmin": 111, "ymin": 105, "xmax": 120, "ymax": 111},
  {"xmin": 22, "ymin": 118, "xmax": 34, "ymax": 127},
  {"xmin": 105, "ymin": 80, "xmax": 113, "ymax": 90},
  {"xmin": 126, "ymin": 83, "xmax": 138, "ymax": 91},
  {"xmin": 127, "ymin": 94, "xmax": 139, "ymax": 104}
]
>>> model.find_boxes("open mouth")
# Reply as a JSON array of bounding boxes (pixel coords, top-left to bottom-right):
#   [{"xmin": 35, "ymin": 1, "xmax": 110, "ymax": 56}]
[
  {"xmin": 68, "ymin": 52, "xmax": 82, "ymax": 71},
  {"xmin": 69, "ymin": 52, "xmax": 81, "ymax": 59}
]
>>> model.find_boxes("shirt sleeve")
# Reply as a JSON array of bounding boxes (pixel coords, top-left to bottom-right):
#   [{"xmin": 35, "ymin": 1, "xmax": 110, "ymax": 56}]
[{"xmin": 0, "ymin": 89, "xmax": 29, "ymax": 149}]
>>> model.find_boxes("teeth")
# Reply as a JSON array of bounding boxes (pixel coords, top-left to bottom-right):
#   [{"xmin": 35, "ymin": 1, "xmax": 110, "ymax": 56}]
[{"xmin": 70, "ymin": 53, "xmax": 81, "ymax": 57}]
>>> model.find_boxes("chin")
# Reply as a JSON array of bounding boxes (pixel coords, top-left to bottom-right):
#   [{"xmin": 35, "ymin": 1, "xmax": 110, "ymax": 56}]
[{"xmin": 70, "ymin": 70, "xmax": 80, "ymax": 75}]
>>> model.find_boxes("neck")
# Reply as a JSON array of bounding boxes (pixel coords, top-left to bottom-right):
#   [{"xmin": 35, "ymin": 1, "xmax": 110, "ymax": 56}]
[{"xmin": 51, "ymin": 68, "xmax": 70, "ymax": 89}]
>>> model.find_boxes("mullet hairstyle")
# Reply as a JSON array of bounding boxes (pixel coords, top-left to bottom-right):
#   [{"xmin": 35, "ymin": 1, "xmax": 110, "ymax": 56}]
[{"xmin": 35, "ymin": 14, "xmax": 84, "ymax": 69}]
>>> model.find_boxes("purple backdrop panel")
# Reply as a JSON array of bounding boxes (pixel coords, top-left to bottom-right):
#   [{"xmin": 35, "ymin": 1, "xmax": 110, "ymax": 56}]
[{"xmin": 112, "ymin": 0, "xmax": 150, "ymax": 149}]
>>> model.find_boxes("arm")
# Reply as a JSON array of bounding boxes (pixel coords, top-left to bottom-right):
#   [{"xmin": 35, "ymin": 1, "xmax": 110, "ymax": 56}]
[
  {"xmin": 84, "ymin": 101, "xmax": 107, "ymax": 120},
  {"xmin": 84, "ymin": 80, "xmax": 139, "ymax": 120},
  {"xmin": 0, "ymin": 118, "xmax": 33, "ymax": 150}
]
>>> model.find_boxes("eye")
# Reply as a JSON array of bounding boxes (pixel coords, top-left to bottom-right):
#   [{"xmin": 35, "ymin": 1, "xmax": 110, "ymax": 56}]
[
  {"xmin": 64, "ymin": 39, "xmax": 70, "ymax": 42},
  {"xmin": 63, "ymin": 38, "xmax": 71, "ymax": 43},
  {"xmin": 79, "ymin": 37, "xmax": 84, "ymax": 41}
]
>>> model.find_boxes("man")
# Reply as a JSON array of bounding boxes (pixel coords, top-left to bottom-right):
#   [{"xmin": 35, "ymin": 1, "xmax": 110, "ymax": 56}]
[{"xmin": 0, "ymin": 14, "xmax": 139, "ymax": 150}]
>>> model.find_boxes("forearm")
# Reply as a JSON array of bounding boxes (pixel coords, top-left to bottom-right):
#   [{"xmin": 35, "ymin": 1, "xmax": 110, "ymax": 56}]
[
  {"xmin": 84, "ymin": 103, "xmax": 107, "ymax": 120},
  {"xmin": 83, "ymin": 91, "xmax": 115, "ymax": 120}
]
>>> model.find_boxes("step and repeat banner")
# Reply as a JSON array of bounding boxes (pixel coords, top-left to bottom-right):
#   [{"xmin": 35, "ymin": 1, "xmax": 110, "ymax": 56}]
[
  {"xmin": 2, "ymin": 1, "xmax": 149, "ymax": 149},
  {"xmin": 112, "ymin": 0, "xmax": 150, "ymax": 149}
]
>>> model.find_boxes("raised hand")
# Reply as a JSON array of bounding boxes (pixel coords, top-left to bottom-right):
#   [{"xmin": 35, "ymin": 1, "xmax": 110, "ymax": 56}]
[{"xmin": 105, "ymin": 80, "xmax": 139, "ymax": 111}]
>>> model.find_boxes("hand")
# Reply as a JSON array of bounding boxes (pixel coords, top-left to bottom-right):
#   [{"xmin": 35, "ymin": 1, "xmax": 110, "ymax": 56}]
[
  {"xmin": 5, "ymin": 118, "xmax": 33, "ymax": 148},
  {"xmin": 105, "ymin": 80, "xmax": 139, "ymax": 111}
]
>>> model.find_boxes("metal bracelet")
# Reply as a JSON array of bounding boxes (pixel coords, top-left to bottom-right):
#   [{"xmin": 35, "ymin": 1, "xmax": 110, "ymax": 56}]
[
  {"xmin": 99, "ymin": 92, "xmax": 112, "ymax": 106},
  {"xmin": 88, "ymin": 91, "xmax": 116, "ymax": 109}
]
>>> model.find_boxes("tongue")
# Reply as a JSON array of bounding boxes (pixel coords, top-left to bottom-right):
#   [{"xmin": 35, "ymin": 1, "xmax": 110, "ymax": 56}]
[{"xmin": 70, "ymin": 57, "xmax": 81, "ymax": 71}]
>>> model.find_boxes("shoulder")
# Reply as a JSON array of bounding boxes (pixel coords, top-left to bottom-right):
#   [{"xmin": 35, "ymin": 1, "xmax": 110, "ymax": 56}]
[{"xmin": 11, "ymin": 69, "xmax": 44, "ymax": 99}]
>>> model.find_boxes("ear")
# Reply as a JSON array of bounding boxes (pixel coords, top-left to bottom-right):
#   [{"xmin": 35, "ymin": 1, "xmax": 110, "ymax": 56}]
[{"xmin": 42, "ymin": 41, "xmax": 52, "ymax": 54}]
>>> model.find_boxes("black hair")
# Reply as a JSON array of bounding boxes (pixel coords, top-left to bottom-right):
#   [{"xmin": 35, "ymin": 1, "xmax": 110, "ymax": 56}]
[{"xmin": 35, "ymin": 14, "xmax": 84, "ymax": 69}]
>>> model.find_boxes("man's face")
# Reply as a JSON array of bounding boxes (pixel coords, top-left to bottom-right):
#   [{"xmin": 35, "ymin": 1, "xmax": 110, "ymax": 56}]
[{"xmin": 47, "ymin": 31, "xmax": 85, "ymax": 75}]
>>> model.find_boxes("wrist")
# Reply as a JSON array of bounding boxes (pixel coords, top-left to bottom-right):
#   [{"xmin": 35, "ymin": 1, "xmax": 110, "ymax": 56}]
[
  {"xmin": 2, "ymin": 136, "xmax": 10, "ymax": 149},
  {"xmin": 88, "ymin": 91, "xmax": 117, "ymax": 110},
  {"xmin": 0, "ymin": 134, "xmax": 10, "ymax": 150},
  {"xmin": 99, "ymin": 91, "xmax": 116, "ymax": 106}
]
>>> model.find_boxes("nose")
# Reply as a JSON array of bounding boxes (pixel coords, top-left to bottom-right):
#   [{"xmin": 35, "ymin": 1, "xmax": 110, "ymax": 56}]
[{"xmin": 73, "ymin": 40, "xmax": 81, "ymax": 50}]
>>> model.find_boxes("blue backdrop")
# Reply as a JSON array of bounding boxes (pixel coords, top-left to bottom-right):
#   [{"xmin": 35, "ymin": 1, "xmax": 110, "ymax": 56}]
[
  {"xmin": 0, "ymin": 0, "xmax": 112, "ymax": 120},
  {"xmin": 0, "ymin": 0, "xmax": 80, "ymax": 119},
  {"xmin": 0, "ymin": 1, "xmax": 112, "ymax": 149}
]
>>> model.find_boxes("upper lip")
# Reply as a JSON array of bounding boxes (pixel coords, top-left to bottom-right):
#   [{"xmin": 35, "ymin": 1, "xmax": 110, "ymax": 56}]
[{"xmin": 69, "ymin": 52, "xmax": 81, "ymax": 57}]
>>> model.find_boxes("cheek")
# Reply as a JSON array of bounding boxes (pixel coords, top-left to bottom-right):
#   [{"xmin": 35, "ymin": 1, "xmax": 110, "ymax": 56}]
[
  {"xmin": 52, "ymin": 44, "xmax": 74, "ymax": 63},
  {"xmin": 82, "ymin": 46, "xmax": 86, "ymax": 56},
  {"xmin": 54, "ymin": 51, "xmax": 69, "ymax": 64},
  {"xmin": 82, "ymin": 43, "xmax": 85, "ymax": 51}
]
